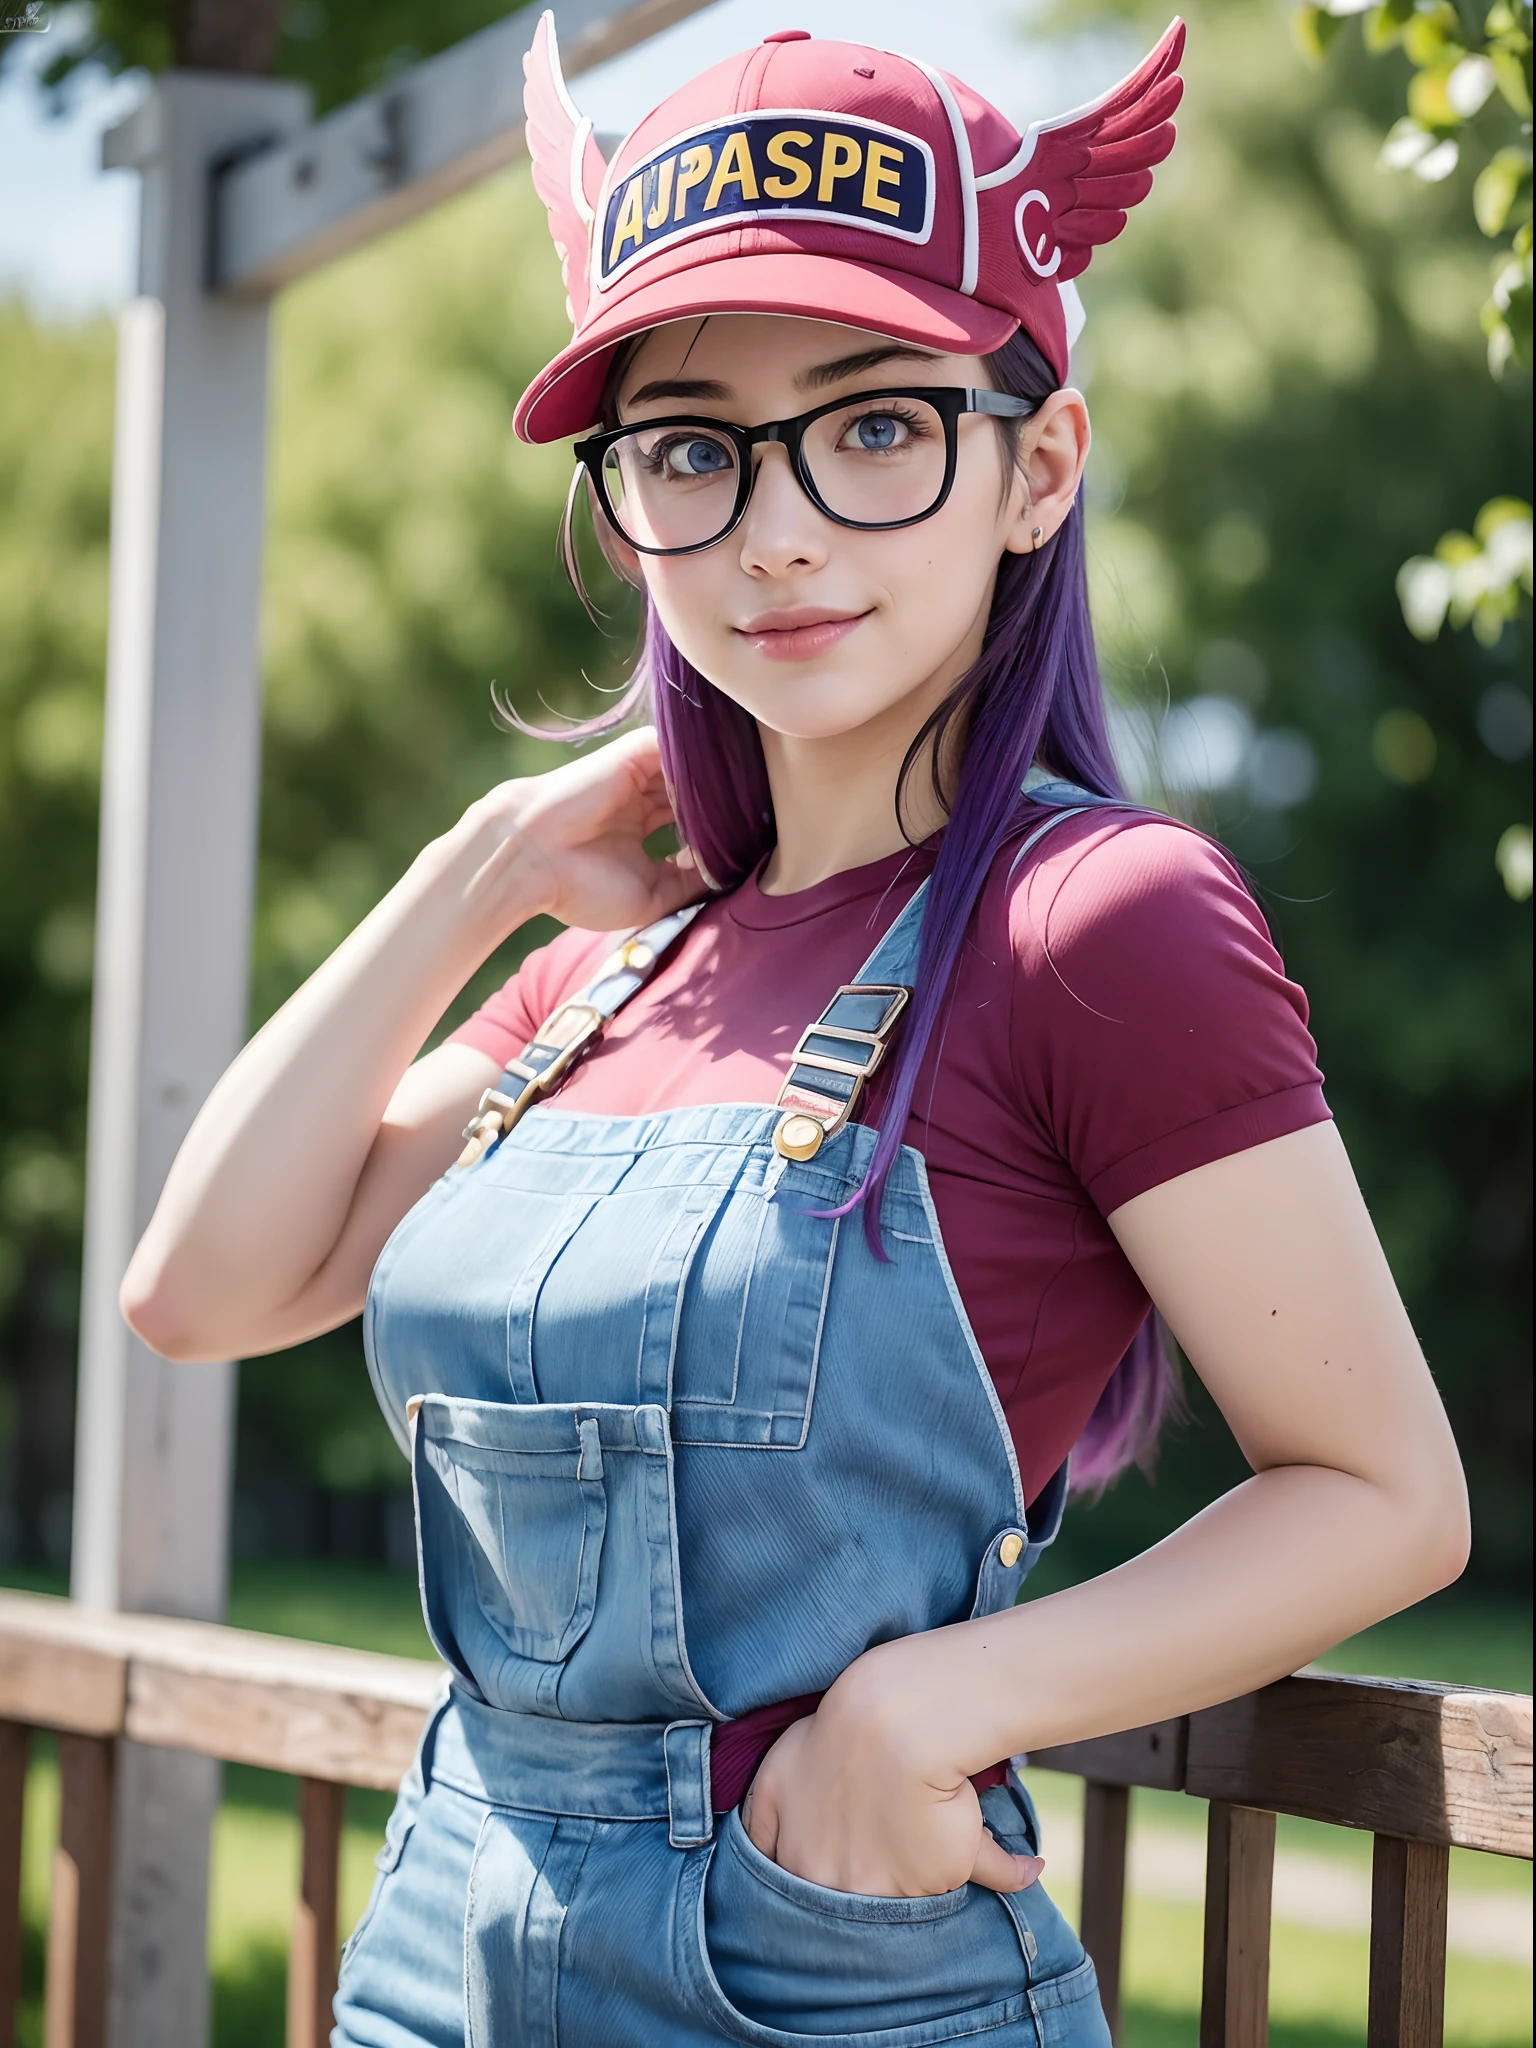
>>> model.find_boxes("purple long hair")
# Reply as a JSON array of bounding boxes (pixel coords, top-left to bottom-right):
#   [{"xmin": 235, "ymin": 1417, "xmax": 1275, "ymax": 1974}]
[{"xmin": 537, "ymin": 328, "xmax": 1178, "ymax": 1489}]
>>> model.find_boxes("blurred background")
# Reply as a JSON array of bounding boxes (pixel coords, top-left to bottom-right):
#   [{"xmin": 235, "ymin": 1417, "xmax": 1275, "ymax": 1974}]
[{"xmin": 0, "ymin": 0, "xmax": 1531, "ymax": 2040}]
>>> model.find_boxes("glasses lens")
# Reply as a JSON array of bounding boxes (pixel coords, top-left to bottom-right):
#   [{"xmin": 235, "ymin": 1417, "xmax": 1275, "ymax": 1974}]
[
  {"xmin": 601, "ymin": 424, "xmax": 741, "ymax": 551},
  {"xmin": 801, "ymin": 397, "xmax": 950, "ymax": 527}
]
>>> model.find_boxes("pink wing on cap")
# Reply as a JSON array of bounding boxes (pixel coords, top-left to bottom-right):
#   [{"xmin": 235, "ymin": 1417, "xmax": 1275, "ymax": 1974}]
[
  {"xmin": 523, "ymin": 11, "xmax": 608, "ymax": 328},
  {"xmin": 979, "ymin": 18, "xmax": 1184, "ymax": 285}
]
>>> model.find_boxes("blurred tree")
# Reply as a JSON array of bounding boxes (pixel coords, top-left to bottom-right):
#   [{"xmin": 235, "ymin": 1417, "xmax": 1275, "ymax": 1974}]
[
  {"xmin": 1052, "ymin": 0, "xmax": 1531, "ymax": 1587},
  {"xmin": 0, "ymin": 171, "xmax": 623, "ymax": 1559},
  {"xmin": 1294, "ymin": 1, "xmax": 1535, "ymax": 907},
  {"xmin": 0, "ymin": 309, "xmax": 114, "ymax": 1565},
  {"xmin": 2, "ymin": 0, "xmax": 518, "ymax": 112},
  {"xmin": 1297, "ymin": 0, "xmax": 1531, "ymax": 382}
]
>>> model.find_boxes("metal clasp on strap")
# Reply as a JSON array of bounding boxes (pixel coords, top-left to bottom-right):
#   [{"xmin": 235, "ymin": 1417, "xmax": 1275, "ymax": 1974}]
[
  {"xmin": 456, "ymin": 1001, "xmax": 603, "ymax": 1167},
  {"xmin": 772, "ymin": 983, "xmax": 910, "ymax": 1161}
]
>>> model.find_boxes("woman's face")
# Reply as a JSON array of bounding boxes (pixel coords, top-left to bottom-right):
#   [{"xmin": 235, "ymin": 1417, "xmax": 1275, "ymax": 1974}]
[{"xmin": 611, "ymin": 314, "xmax": 1088, "ymax": 749}]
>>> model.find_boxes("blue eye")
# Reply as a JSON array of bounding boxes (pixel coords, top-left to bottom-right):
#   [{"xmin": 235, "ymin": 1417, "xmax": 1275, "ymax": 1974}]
[
  {"xmin": 841, "ymin": 412, "xmax": 910, "ymax": 453},
  {"xmin": 665, "ymin": 435, "xmax": 734, "ymax": 477}
]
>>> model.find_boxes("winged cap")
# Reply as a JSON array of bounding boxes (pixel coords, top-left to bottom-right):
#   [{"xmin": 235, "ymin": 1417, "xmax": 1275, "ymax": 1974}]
[{"xmin": 516, "ymin": 16, "xmax": 1184, "ymax": 443}]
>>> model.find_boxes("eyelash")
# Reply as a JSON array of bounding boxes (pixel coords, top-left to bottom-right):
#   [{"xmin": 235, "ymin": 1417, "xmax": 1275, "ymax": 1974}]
[
  {"xmin": 841, "ymin": 404, "xmax": 931, "ymax": 443},
  {"xmin": 635, "ymin": 399, "xmax": 937, "ymax": 478}
]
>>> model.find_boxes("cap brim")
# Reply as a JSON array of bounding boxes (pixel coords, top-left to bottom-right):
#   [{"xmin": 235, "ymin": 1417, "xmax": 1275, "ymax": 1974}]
[{"xmin": 513, "ymin": 251, "xmax": 1020, "ymax": 444}]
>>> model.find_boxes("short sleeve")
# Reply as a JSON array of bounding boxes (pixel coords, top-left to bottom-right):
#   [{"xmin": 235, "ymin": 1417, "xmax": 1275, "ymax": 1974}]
[
  {"xmin": 1009, "ymin": 816, "xmax": 1330, "ymax": 1216},
  {"xmin": 448, "ymin": 925, "xmax": 611, "ymax": 1071}
]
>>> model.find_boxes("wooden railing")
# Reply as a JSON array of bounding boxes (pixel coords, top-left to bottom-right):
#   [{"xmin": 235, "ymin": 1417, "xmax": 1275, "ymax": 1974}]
[{"xmin": 0, "ymin": 1588, "xmax": 1529, "ymax": 2047}]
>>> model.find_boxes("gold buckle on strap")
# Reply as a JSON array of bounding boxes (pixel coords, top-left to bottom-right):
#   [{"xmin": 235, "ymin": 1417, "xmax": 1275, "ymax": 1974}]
[
  {"xmin": 772, "ymin": 984, "xmax": 910, "ymax": 1161},
  {"xmin": 456, "ymin": 1002, "xmax": 604, "ymax": 1166}
]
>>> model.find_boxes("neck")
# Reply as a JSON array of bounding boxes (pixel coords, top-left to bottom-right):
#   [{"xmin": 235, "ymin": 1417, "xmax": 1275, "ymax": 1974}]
[{"xmin": 756, "ymin": 654, "xmax": 974, "ymax": 898}]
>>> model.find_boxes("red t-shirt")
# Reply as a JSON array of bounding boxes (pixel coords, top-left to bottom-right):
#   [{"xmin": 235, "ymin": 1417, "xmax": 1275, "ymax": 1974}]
[{"xmin": 450, "ymin": 809, "xmax": 1329, "ymax": 1505}]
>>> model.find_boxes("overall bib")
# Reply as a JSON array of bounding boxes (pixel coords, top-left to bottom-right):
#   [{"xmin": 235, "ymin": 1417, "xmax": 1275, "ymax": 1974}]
[{"xmin": 336, "ymin": 796, "xmax": 1115, "ymax": 2048}]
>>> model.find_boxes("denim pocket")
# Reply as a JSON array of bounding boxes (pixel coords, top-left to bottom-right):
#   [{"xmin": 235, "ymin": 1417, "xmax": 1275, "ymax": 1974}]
[
  {"xmin": 413, "ymin": 1398, "xmax": 607, "ymax": 1673},
  {"xmin": 693, "ymin": 1808, "xmax": 1033, "ymax": 2042}
]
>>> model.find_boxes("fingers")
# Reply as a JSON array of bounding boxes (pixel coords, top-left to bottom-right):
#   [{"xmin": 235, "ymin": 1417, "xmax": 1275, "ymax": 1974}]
[
  {"xmin": 741, "ymin": 1788, "xmax": 780, "ymax": 1862},
  {"xmin": 969, "ymin": 1829, "xmax": 1043, "ymax": 1895},
  {"xmin": 640, "ymin": 855, "xmax": 706, "ymax": 920}
]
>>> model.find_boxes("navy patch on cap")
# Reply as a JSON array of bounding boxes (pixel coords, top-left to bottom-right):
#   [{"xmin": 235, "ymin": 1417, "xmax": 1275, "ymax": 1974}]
[{"xmin": 597, "ymin": 113, "xmax": 936, "ymax": 289}]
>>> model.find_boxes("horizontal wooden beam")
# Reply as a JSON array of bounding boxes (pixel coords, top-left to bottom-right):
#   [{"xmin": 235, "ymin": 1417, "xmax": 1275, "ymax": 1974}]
[
  {"xmin": 126, "ymin": 1638, "xmax": 441, "ymax": 1790},
  {"xmin": 198, "ymin": 0, "xmax": 722, "ymax": 298},
  {"xmin": 0, "ymin": 1594, "xmax": 1530, "ymax": 1859},
  {"xmin": 1032, "ymin": 1716, "xmax": 1188, "ymax": 1792},
  {"xmin": 0, "ymin": 1591, "xmax": 442, "ymax": 1788},
  {"xmin": 0, "ymin": 1595, "xmax": 129, "ymax": 1737},
  {"xmin": 1186, "ymin": 1673, "xmax": 1532, "ymax": 1860}
]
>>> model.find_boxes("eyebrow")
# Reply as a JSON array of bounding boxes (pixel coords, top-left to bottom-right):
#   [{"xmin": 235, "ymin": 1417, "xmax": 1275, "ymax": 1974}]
[
  {"xmin": 624, "ymin": 375, "xmax": 733, "ymax": 406},
  {"xmin": 794, "ymin": 344, "xmax": 946, "ymax": 390},
  {"xmin": 623, "ymin": 344, "xmax": 948, "ymax": 411}
]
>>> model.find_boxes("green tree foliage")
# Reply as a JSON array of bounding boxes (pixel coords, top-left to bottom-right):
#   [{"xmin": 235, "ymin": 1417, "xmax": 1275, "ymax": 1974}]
[
  {"xmin": 0, "ymin": 313, "xmax": 112, "ymax": 1348},
  {"xmin": 0, "ymin": 0, "xmax": 1528, "ymax": 1587},
  {"xmin": 6, "ymin": 0, "xmax": 519, "ymax": 114},
  {"xmin": 1297, "ymin": 0, "xmax": 1532, "ymax": 378},
  {"xmin": 1057, "ymin": 0, "xmax": 1531, "ymax": 1585},
  {"xmin": 0, "ymin": 175, "xmax": 619, "ymax": 1538},
  {"xmin": 1296, "ymin": 0, "xmax": 1533, "ymax": 682}
]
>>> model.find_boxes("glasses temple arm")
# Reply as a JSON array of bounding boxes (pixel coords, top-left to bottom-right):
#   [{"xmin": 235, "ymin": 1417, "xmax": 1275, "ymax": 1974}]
[{"xmin": 967, "ymin": 389, "xmax": 1041, "ymax": 418}]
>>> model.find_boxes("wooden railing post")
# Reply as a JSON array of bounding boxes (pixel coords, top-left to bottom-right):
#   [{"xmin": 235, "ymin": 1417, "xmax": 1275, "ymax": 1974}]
[
  {"xmin": 44, "ymin": 1733, "xmax": 116, "ymax": 2048},
  {"xmin": 1368, "ymin": 1835, "xmax": 1450, "ymax": 2048},
  {"xmin": 287, "ymin": 1776, "xmax": 345, "ymax": 2048},
  {"xmin": 1200, "ymin": 1801, "xmax": 1275, "ymax": 2048},
  {"xmin": 1079, "ymin": 1780, "xmax": 1129, "ymax": 2037},
  {"xmin": 0, "ymin": 1722, "xmax": 28, "ymax": 2048}
]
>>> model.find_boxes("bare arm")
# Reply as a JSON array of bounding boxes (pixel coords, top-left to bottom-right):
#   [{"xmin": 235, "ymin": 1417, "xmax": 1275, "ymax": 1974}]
[
  {"xmin": 122, "ymin": 727, "xmax": 700, "ymax": 1361},
  {"xmin": 746, "ymin": 1120, "xmax": 1470, "ymax": 1897}
]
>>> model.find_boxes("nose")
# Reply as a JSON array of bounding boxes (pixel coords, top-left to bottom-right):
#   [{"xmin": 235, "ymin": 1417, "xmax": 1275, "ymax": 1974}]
[{"xmin": 735, "ymin": 441, "xmax": 831, "ymax": 578}]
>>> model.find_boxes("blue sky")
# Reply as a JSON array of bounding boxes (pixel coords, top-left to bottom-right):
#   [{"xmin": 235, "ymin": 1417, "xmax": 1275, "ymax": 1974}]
[{"xmin": 0, "ymin": 1, "xmax": 1130, "ymax": 319}]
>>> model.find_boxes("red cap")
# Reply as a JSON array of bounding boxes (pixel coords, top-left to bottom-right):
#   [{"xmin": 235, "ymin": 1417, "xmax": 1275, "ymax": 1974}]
[{"xmin": 514, "ymin": 15, "xmax": 1184, "ymax": 443}]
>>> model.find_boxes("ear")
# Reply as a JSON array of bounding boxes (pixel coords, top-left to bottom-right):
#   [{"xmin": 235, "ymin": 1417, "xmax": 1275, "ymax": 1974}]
[{"xmin": 1002, "ymin": 389, "xmax": 1090, "ymax": 556}]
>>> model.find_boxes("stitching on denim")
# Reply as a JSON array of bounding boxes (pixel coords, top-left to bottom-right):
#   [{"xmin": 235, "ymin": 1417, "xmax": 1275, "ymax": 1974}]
[{"xmin": 908, "ymin": 1153, "xmax": 1027, "ymax": 1521}]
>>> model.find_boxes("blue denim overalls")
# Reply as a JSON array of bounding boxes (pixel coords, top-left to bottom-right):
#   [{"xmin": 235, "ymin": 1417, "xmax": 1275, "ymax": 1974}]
[{"xmin": 335, "ymin": 788, "xmax": 1115, "ymax": 2047}]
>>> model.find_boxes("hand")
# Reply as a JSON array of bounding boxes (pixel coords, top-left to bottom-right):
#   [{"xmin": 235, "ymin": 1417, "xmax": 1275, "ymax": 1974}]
[
  {"xmin": 741, "ymin": 1661, "xmax": 1044, "ymax": 1901},
  {"xmin": 458, "ymin": 726, "xmax": 703, "ymax": 938}
]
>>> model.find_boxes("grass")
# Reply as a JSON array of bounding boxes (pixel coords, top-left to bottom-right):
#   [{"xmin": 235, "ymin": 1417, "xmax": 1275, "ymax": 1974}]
[{"xmin": 2, "ymin": 1558, "xmax": 1530, "ymax": 2044}]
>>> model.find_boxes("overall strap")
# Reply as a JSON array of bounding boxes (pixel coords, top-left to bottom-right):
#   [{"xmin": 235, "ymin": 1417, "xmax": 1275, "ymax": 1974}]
[
  {"xmin": 770, "ymin": 774, "xmax": 1142, "ymax": 1164},
  {"xmin": 769, "ymin": 880, "xmax": 928, "ymax": 1164},
  {"xmin": 456, "ymin": 899, "xmax": 706, "ymax": 1167},
  {"xmin": 1011, "ymin": 768, "xmax": 1143, "ymax": 876}
]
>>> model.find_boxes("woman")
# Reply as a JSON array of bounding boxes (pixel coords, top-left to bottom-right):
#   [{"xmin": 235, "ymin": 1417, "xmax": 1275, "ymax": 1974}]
[{"xmin": 123, "ymin": 16, "xmax": 1470, "ymax": 2044}]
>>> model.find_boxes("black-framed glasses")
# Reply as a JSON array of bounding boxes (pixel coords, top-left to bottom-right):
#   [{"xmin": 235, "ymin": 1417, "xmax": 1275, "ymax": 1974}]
[{"xmin": 572, "ymin": 387, "xmax": 1038, "ymax": 557}]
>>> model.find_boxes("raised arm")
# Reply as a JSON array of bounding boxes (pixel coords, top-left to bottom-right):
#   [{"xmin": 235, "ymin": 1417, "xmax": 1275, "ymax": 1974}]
[{"xmin": 121, "ymin": 727, "xmax": 699, "ymax": 1363}]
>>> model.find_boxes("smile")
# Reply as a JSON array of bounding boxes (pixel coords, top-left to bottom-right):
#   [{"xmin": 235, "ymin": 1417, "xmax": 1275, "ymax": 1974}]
[{"xmin": 733, "ymin": 608, "xmax": 873, "ymax": 661}]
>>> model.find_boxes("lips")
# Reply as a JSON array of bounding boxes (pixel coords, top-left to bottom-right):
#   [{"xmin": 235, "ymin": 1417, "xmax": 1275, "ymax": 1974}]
[{"xmin": 734, "ymin": 607, "xmax": 872, "ymax": 662}]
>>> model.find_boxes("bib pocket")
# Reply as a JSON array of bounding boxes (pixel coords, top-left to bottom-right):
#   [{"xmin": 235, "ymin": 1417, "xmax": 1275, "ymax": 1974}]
[
  {"xmin": 671, "ymin": 1174, "xmax": 840, "ymax": 1450},
  {"xmin": 412, "ymin": 1397, "xmax": 607, "ymax": 1690}
]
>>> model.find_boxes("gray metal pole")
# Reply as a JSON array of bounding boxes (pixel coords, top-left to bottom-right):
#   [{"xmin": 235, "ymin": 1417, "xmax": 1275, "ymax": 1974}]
[{"xmin": 73, "ymin": 70, "xmax": 309, "ymax": 2048}]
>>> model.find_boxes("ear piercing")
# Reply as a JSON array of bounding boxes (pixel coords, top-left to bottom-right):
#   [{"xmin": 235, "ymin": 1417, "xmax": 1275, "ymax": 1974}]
[{"xmin": 1031, "ymin": 525, "xmax": 1044, "ymax": 547}]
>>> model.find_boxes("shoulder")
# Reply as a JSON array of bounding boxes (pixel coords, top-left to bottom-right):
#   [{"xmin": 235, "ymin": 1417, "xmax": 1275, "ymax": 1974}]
[
  {"xmin": 999, "ymin": 807, "xmax": 1283, "ymax": 997},
  {"xmin": 988, "ymin": 806, "xmax": 1326, "ymax": 1212}
]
